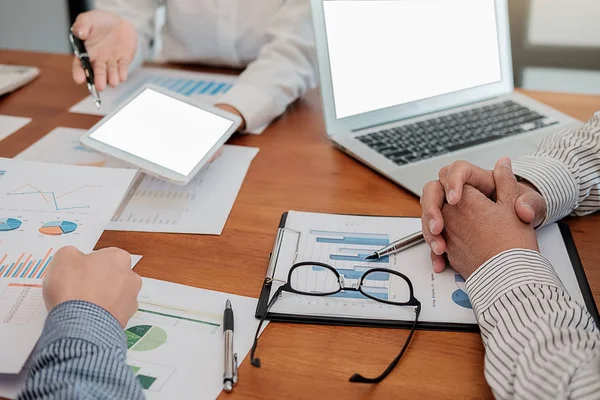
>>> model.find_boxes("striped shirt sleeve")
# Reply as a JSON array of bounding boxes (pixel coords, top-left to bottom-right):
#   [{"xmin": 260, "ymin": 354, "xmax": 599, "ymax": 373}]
[
  {"xmin": 512, "ymin": 111, "xmax": 600, "ymax": 226},
  {"xmin": 465, "ymin": 249, "xmax": 600, "ymax": 400},
  {"xmin": 18, "ymin": 300, "xmax": 144, "ymax": 400},
  {"xmin": 466, "ymin": 112, "xmax": 600, "ymax": 399}
]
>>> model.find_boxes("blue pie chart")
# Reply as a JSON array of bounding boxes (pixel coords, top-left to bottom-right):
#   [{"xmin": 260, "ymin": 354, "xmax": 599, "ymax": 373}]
[
  {"xmin": 39, "ymin": 220, "xmax": 78, "ymax": 236},
  {"xmin": 0, "ymin": 218, "xmax": 22, "ymax": 231}
]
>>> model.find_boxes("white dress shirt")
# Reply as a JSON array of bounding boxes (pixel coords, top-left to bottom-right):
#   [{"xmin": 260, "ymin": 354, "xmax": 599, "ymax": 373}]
[
  {"xmin": 95, "ymin": 0, "xmax": 318, "ymax": 132},
  {"xmin": 467, "ymin": 113, "xmax": 600, "ymax": 399}
]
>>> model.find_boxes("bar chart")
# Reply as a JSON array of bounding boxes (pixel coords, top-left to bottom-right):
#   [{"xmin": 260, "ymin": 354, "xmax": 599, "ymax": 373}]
[
  {"xmin": 114, "ymin": 70, "xmax": 234, "ymax": 106},
  {"xmin": 0, "ymin": 248, "xmax": 54, "ymax": 279},
  {"xmin": 70, "ymin": 67, "xmax": 238, "ymax": 118},
  {"xmin": 305, "ymin": 230, "xmax": 392, "ymax": 301}
]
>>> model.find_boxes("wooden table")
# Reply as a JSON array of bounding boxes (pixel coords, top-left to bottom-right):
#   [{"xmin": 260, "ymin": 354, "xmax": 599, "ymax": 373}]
[{"xmin": 1, "ymin": 50, "xmax": 599, "ymax": 399}]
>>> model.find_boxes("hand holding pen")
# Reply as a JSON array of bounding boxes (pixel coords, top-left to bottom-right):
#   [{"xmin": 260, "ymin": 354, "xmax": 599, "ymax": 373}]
[{"xmin": 70, "ymin": 10, "xmax": 138, "ymax": 93}]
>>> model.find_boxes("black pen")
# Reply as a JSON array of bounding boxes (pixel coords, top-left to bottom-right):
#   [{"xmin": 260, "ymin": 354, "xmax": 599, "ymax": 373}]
[
  {"xmin": 68, "ymin": 28, "xmax": 101, "ymax": 108},
  {"xmin": 223, "ymin": 299, "xmax": 237, "ymax": 392}
]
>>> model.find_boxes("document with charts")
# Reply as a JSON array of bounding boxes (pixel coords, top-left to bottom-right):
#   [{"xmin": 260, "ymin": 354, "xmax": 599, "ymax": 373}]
[
  {"xmin": 0, "ymin": 277, "xmax": 261, "ymax": 399},
  {"xmin": 265, "ymin": 211, "xmax": 590, "ymax": 326},
  {"xmin": 69, "ymin": 67, "xmax": 266, "ymax": 134},
  {"xmin": 125, "ymin": 278, "xmax": 262, "ymax": 400},
  {"xmin": 17, "ymin": 127, "xmax": 259, "ymax": 234},
  {"xmin": 0, "ymin": 158, "xmax": 136, "ymax": 374}
]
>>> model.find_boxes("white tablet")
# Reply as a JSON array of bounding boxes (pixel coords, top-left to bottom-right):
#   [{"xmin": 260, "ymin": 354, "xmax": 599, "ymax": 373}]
[{"xmin": 80, "ymin": 85, "xmax": 241, "ymax": 185}]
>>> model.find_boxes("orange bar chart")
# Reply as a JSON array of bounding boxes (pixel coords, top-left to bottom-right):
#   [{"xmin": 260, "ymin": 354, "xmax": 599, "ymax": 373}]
[{"xmin": 0, "ymin": 248, "xmax": 54, "ymax": 278}]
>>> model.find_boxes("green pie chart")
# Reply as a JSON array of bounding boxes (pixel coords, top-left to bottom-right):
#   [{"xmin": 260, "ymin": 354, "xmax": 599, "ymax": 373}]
[{"xmin": 125, "ymin": 325, "xmax": 167, "ymax": 352}]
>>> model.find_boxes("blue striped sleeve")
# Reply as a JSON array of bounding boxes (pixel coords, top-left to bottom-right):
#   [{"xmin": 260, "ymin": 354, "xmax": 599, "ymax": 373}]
[{"xmin": 18, "ymin": 300, "xmax": 144, "ymax": 400}]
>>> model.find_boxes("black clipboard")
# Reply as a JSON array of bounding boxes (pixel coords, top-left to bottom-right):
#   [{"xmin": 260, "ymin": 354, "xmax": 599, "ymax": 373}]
[{"xmin": 255, "ymin": 212, "xmax": 600, "ymax": 332}]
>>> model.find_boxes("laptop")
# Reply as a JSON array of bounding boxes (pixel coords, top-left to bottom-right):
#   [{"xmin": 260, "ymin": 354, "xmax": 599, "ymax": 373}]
[{"xmin": 310, "ymin": 0, "xmax": 581, "ymax": 195}]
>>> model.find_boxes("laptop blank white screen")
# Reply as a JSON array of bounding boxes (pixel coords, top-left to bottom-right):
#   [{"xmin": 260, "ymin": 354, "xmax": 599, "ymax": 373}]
[{"xmin": 323, "ymin": 0, "xmax": 502, "ymax": 119}]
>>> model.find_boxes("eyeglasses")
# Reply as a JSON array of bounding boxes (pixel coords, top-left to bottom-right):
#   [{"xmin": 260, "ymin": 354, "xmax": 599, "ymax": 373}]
[{"xmin": 250, "ymin": 261, "xmax": 421, "ymax": 384}]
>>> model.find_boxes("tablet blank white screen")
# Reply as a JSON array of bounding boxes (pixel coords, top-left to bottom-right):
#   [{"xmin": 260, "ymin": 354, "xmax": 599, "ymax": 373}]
[{"xmin": 89, "ymin": 88, "xmax": 234, "ymax": 176}]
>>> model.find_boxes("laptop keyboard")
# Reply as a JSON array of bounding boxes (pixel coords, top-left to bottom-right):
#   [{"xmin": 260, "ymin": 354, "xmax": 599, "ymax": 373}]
[{"xmin": 357, "ymin": 100, "xmax": 558, "ymax": 166}]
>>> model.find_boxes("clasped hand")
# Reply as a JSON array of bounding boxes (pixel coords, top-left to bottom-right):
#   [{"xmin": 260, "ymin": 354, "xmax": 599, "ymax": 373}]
[{"xmin": 420, "ymin": 158, "xmax": 547, "ymax": 279}]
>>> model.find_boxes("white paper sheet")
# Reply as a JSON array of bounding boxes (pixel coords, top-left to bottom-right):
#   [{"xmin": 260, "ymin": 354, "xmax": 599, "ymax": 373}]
[
  {"xmin": 126, "ymin": 278, "xmax": 262, "ymax": 399},
  {"xmin": 17, "ymin": 127, "xmax": 259, "ymax": 234},
  {"xmin": 0, "ymin": 274, "xmax": 261, "ymax": 400},
  {"xmin": 68, "ymin": 67, "xmax": 266, "ymax": 134},
  {"xmin": 269, "ymin": 211, "xmax": 589, "ymax": 325},
  {"xmin": 0, "ymin": 158, "xmax": 136, "ymax": 374},
  {"xmin": 0, "ymin": 115, "xmax": 31, "ymax": 142},
  {"xmin": 0, "ymin": 255, "xmax": 141, "ymax": 399},
  {"xmin": 130, "ymin": 254, "xmax": 143, "ymax": 269}
]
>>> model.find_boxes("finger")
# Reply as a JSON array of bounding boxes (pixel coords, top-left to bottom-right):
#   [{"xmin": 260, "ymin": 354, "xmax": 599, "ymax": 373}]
[
  {"xmin": 107, "ymin": 59, "xmax": 119, "ymax": 88},
  {"xmin": 421, "ymin": 211, "xmax": 446, "ymax": 256},
  {"xmin": 493, "ymin": 157, "xmax": 519, "ymax": 205},
  {"xmin": 515, "ymin": 191, "xmax": 547, "ymax": 227},
  {"xmin": 72, "ymin": 56, "xmax": 86, "ymax": 84},
  {"xmin": 430, "ymin": 251, "xmax": 447, "ymax": 273},
  {"xmin": 439, "ymin": 161, "xmax": 495, "ymax": 205},
  {"xmin": 72, "ymin": 12, "xmax": 92, "ymax": 40},
  {"xmin": 93, "ymin": 60, "xmax": 108, "ymax": 91},
  {"xmin": 420, "ymin": 180, "xmax": 445, "ymax": 235},
  {"xmin": 117, "ymin": 59, "xmax": 129, "ymax": 82}
]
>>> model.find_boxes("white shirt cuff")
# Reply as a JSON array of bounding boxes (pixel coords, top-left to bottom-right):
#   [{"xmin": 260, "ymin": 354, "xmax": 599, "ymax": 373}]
[{"xmin": 218, "ymin": 83, "xmax": 278, "ymax": 133}]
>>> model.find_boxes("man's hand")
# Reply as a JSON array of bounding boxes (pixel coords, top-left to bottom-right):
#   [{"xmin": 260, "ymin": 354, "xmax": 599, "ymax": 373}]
[
  {"xmin": 421, "ymin": 160, "xmax": 547, "ymax": 273},
  {"xmin": 440, "ymin": 159, "xmax": 539, "ymax": 278},
  {"xmin": 71, "ymin": 10, "xmax": 138, "ymax": 91},
  {"xmin": 43, "ymin": 246, "xmax": 142, "ymax": 328}
]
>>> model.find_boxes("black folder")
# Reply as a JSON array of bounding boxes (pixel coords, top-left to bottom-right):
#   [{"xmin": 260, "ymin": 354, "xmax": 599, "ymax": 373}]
[{"xmin": 255, "ymin": 212, "xmax": 600, "ymax": 332}]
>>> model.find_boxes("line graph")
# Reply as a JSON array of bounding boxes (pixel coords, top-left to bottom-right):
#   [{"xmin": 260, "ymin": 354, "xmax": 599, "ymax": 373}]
[{"xmin": 7, "ymin": 184, "xmax": 101, "ymax": 211}]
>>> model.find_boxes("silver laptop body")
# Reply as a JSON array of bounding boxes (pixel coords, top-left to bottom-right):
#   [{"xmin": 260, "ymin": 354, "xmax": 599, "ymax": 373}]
[{"xmin": 310, "ymin": 0, "xmax": 581, "ymax": 196}]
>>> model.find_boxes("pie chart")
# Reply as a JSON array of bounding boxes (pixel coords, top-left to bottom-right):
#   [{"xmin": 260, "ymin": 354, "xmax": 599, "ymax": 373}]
[
  {"xmin": 126, "ymin": 325, "xmax": 167, "ymax": 352},
  {"xmin": 0, "ymin": 218, "xmax": 22, "ymax": 231},
  {"xmin": 39, "ymin": 220, "xmax": 78, "ymax": 236}
]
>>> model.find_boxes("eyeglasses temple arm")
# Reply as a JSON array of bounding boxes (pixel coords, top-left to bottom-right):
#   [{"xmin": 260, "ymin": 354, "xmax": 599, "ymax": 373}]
[
  {"xmin": 349, "ymin": 301, "xmax": 422, "ymax": 384},
  {"xmin": 250, "ymin": 286, "xmax": 284, "ymax": 368}
]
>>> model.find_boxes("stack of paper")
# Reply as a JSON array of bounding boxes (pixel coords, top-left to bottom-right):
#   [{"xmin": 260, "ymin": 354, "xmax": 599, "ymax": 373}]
[
  {"xmin": 0, "ymin": 158, "xmax": 137, "ymax": 375},
  {"xmin": 17, "ymin": 127, "xmax": 259, "ymax": 234}
]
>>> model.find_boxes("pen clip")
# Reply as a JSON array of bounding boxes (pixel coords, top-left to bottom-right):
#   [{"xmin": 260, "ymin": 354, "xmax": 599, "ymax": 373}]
[{"xmin": 233, "ymin": 353, "xmax": 238, "ymax": 385}]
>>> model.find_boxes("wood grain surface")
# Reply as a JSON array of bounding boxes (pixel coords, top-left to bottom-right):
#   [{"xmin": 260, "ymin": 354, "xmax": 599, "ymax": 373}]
[{"xmin": 1, "ymin": 50, "xmax": 599, "ymax": 400}]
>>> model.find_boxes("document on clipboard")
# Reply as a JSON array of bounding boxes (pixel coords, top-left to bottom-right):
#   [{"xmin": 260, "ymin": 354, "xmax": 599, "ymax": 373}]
[{"xmin": 255, "ymin": 211, "xmax": 599, "ymax": 331}]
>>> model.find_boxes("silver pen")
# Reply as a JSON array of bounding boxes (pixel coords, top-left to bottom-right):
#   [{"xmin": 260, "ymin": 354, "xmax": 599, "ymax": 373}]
[
  {"xmin": 365, "ymin": 231, "xmax": 425, "ymax": 260},
  {"xmin": 223, "ymin": 299, "xmax": 238, "ymax": 392}
]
